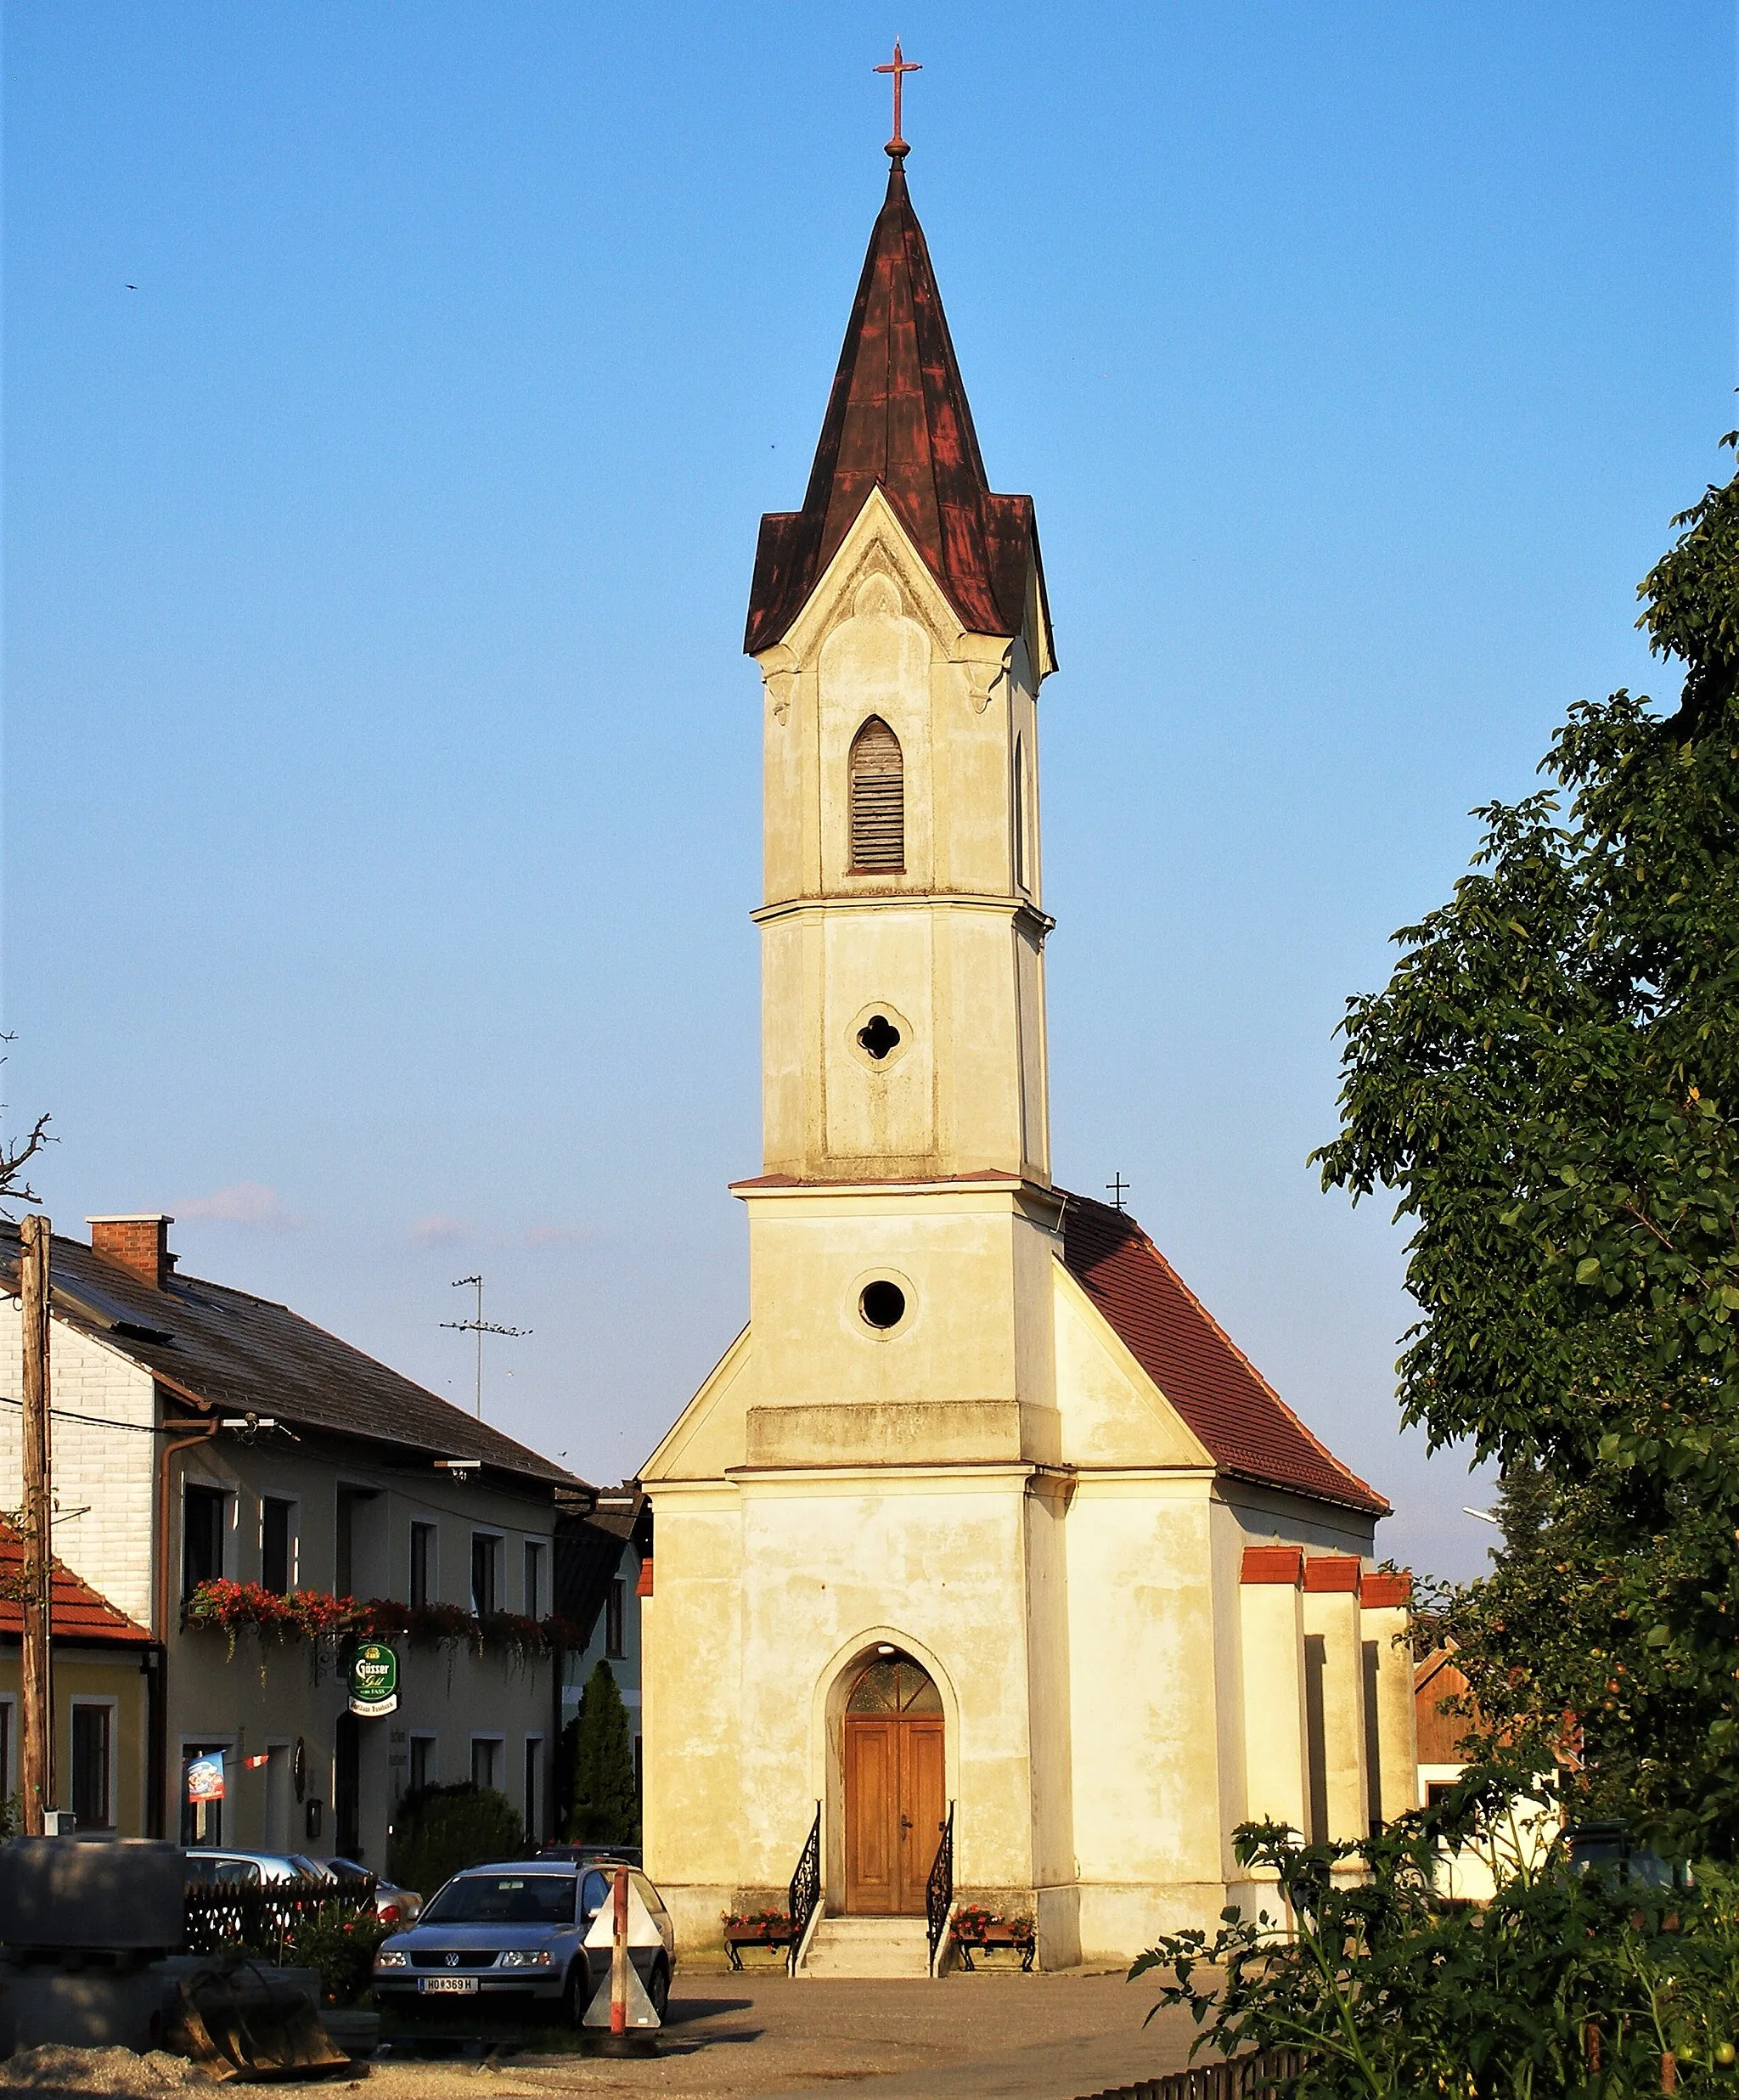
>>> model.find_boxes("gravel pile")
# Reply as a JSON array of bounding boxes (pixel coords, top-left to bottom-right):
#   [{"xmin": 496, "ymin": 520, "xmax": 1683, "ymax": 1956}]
[{"xmin": 0, "ymin": 2045, "xmax": 209, "ymax": 2093}]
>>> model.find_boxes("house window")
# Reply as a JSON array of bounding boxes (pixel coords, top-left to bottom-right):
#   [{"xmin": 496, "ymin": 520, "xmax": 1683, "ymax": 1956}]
[
  {"xmin": 470, "ymin": 1534, "xmax": 501, "ymax": 1619},
  {"xmin": 849, "ymin": 716, "xmax": 903, "ymax": 872},
  {"xmin": 71, "ymin": 1704, "xmax": 112, "ymax": 1829},
  {"xmin": 409, "ymin": 1522, "xmax": 436, "ymax": 1609},
  {"xmin": 523, "ymin": 1541, "xmax": 544, "ymax": 1622},
  {"xmin": 408, "ymin": 1735, "xmax": 436, "ymax": 1793},
  {"xmin": 605, "ymin": 1579, "xmax": 625, "ymax": 1660},
  {"xmin": 183, "ymin": 1484, "xmax": 226, "ymax": 1601},
  {"xmin": 261, "ymin": 1498, "xmax": 295, "ymax": 1595},
  {"xmin": 470, "ymin": 1737, "xmax": 502, "ymax": 1792}
]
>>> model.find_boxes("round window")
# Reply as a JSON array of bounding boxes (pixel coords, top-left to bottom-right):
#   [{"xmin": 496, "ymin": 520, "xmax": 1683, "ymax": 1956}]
[{"xmin": 858, "ymin": 1281, "xmax": 907, "ymax": 1331}]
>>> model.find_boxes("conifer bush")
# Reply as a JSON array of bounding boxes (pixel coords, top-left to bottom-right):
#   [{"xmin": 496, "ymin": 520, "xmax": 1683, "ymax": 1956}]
[{"xmin": 560, "ymin": 1660, "xmax": 639, "ymax": 1847}]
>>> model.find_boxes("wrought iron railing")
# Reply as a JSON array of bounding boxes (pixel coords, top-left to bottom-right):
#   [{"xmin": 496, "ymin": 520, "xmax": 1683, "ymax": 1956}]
[
  {"xmin": 926, "ymin": 1799, "xmax": 954, "ymax": 1973},
  {"xmin": 787, "ymin": 1801, "xmax": 821, "ymax": 1976}
]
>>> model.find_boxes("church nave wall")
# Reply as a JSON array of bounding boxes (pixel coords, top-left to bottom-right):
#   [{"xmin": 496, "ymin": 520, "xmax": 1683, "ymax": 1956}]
[{"xmin": 1063, "ymin": 1479, "xmax": 1231, "ymax": 1958}]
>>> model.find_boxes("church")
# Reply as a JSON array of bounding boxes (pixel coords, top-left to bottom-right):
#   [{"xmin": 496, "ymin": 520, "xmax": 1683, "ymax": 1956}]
[{"xmin": 639, "ymin": 121, "xmax": 1415, "ymax": 1974}]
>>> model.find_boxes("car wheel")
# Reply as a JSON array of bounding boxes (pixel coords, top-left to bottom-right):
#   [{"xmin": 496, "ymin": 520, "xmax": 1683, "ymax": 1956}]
[
  {"xmin": 563, "ymin": 1962, "xmax": 589, "ymax": 2028},
  {"xmin": 647, "ymin": 1959, "xmax": 670, "ymax": 2023}
]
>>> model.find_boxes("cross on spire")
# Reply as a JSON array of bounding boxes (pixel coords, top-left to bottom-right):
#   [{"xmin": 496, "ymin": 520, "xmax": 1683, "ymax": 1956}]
[{"xmin": 874, "ymin": 39, "xmax": 921, "ymax": 159}]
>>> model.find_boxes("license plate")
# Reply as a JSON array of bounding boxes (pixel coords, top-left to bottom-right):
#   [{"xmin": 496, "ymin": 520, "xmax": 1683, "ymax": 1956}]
[{"xmin": 419, "ymin": 1975, "xmax": 479, "ymax": 1994}]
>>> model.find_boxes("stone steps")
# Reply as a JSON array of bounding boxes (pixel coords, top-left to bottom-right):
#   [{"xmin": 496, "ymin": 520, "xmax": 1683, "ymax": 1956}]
[{"xmin": 798, "ymin": 1911, "xmax": 931, "ymax": 1978}]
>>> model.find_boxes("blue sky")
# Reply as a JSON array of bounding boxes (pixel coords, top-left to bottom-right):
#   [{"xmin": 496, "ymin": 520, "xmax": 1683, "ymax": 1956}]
[{"xmin": 4, "ymin": 3, "xmax": 1733, "ymax": 1581}]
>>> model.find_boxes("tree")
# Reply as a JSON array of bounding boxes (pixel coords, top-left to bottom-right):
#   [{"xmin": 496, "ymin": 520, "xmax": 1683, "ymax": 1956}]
[
  {"xmin": 1314, "ymin": 434, "xmax": 1739, "ymax": 1848},
  {"xmin": 563, "ymin": 1659, "xmax": 639, "ymax": 1847},
  {"xmin": 0, "ymin": 1033, "xmax": 50, "ymax": 1218},
  {"xmin": 386, "ymin": 1782, "xmax": 525, "ymax": 1901}
]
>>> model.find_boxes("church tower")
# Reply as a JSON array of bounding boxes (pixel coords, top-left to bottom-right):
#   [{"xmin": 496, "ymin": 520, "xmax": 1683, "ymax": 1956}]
[
  {"xmin": 728, "ymin": 135, "xmax": 1067, "ymax": 1478},
  {"xmin": 746, "ymin": 138, "xmax": 1056, "ymax": 1191},
  {"xmin": 639, "ymin": 113, "xmax": 1409, "ymax": 1977}
]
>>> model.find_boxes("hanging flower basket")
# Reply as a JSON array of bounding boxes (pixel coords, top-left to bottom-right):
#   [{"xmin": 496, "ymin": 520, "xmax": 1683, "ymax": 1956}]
[{"xmin": 184, "ymin": 1580, "xmax": 573, "ymax": 1662}]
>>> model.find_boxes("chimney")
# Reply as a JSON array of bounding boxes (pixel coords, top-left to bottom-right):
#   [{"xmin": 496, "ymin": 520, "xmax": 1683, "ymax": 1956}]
[{"xmin": 87, "ymin": 1215, "xmax": 175, "ymax": 1292}]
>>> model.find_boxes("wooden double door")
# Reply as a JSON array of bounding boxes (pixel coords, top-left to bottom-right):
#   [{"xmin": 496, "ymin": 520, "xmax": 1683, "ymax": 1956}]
[{"xmin": 844, "ymin": 1700, "xmax": 945, "ymax": 1914}]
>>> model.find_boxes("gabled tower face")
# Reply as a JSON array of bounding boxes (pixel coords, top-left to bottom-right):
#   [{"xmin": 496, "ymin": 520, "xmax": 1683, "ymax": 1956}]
[{"xmin": 746, "ymin": 154, "xmax": 1057, "ymax": 1186}]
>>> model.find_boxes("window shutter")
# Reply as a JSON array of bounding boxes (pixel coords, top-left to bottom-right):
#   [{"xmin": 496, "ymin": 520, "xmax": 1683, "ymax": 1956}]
[{"xmin": 850, "ymin": 717, "xmax": 904, "ymax": 872}]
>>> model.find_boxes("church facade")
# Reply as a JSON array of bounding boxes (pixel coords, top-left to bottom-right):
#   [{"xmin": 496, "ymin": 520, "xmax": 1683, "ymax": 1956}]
[{"xmin": 640, "ymin": 142, "xmax": 1415, "ymax": 1972}]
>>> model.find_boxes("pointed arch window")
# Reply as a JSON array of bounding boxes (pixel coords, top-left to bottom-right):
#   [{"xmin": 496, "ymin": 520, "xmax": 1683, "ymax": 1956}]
[
  {"xmin": 1013, "ymin": 735, "xmax": 1029, "ymax": 893},
  {"xmin": 849, "ymin": 716, "xmax": 904, "ymax": 873}
]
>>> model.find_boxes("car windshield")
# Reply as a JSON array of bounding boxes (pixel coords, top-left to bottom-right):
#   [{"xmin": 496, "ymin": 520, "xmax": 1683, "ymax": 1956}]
[
  {"xmin": 291, "ymin": 1856, "xmax": 332, "ymax": 1879},
  {"xmin": 422, "ymin": 1874, "xmax": 576, "ymax": 1926}
]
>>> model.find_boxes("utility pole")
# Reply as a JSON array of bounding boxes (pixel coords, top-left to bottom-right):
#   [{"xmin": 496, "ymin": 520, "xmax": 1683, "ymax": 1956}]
[{"xmin": 19, "ymin": 1214, "xmax": 53, "ymax": 1835}]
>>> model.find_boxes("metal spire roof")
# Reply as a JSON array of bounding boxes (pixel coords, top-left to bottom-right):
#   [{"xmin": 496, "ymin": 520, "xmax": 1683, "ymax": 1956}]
[{"xmin": 745, "ymin": 152, "xmax": 1052, "ymax": 661}]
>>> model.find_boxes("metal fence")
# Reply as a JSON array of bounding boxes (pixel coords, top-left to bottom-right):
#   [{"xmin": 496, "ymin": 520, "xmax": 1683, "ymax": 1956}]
[
  {"xmin": 1075, "ymin": 2048, "xmax": 1308, "ymax": 2100},
  {"xmin": 184, "ymin": 1874, "xmax": 374, "ymax": 1959}
]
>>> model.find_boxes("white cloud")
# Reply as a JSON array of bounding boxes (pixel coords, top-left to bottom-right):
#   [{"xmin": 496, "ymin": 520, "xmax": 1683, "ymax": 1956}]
[
  {"xmin": 175, "ymin": 1182, "xmax": 306, "ymax": 1230},
  {"xmin": 410, "ymin": 1213, "xmax": 470, "ymax": 1247}
]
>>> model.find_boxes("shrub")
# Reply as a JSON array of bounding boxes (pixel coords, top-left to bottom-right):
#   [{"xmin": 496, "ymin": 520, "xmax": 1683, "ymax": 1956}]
[
  {"xmin": 386, "ymin": 1782, "xmax": 526, "ymax": 1902},
  {"xmin": 281, "ymin": 1904, "xmax": 393, "ymax": 2007},
  {"xmin": 1134, "ymin": 1777, "xmax": 1739, "ymax": 2095}
]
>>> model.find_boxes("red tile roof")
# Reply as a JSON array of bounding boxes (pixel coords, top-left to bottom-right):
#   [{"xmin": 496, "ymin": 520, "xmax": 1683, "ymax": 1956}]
[
  {"xmin": 745, "ymin": 155, "xmax": 1052, "ymax": 661},
  {"xmin": 1241, "ymin": 1545, "xmax": 1305, "ymax": 1585},
  {"xmin": 1303, "ymin": 1554, "xmax": 1363, "ymax": 1593},
  {"xmin": 1060, "ymin": 1191, "xmax": 1389, "ymax": 1517},
  {"xmin": 1361, "ymin": 1572, "xmax": 1411, "ymax": 1608},
  {"xmin": 0, "ymin": 1520, "xmax": 153, "ymax": 1646}
]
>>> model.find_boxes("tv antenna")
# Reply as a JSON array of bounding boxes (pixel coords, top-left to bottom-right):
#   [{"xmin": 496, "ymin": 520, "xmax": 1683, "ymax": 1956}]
[
  {"xmin": 442, "ymin": 1275, "xmax": 531, "ymax": 1419},
  {"xmin": 1106, "ymin": 1173, "xmax": 1131, "ymax": 1212}
]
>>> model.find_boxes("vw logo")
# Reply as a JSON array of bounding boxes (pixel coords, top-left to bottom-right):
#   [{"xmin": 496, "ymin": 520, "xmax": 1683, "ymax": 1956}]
[{"xmin": 446, "ymin": 1953, "xmax": 460, "ymax": 1968}]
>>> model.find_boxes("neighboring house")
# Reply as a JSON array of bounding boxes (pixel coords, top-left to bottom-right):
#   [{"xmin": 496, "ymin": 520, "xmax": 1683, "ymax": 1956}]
[
  {"xmin": 555, "ymin": 1487, "xmax": 648, "ymax": 1792},
  {"xmin": 0, "ymin": 1517, "xmax": 157, "ymax": 1833},
  {"xmin": 0, "ymin": 1215, "xmax": 583, "ymax": 1865},
  {"xmin": 1415, "ymin": 1646, "xmax": 1551, "ymax": 1900},
  {"xmin": 1415, "ymin": 1647, "xmax": 1474, "ymax": 1810}
]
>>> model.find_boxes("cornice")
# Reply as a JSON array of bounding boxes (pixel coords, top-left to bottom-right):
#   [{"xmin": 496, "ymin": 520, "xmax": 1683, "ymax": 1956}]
[{"xmin": 751, "ymin": 892, "xmax": 1055, "ymax": 941}]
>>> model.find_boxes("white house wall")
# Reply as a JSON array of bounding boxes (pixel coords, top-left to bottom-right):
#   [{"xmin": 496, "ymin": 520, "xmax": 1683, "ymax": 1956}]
[{"xmin": 0, "ymin": 1298, "xmax": 158, "ymax": 1625}]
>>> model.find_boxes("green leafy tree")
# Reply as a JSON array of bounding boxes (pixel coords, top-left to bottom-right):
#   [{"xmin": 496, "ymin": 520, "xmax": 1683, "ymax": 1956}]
[
  {"xmin": 563, "ymin": 1659, "xmax": 639, "ymax": 1846},
  {"xmin": 386, "ymin": 1782, "xmax": 526, "ymax": 1902},
  {"xmin": 1314, "ymin": 434, "xmax": 1739, "ymax": 1848}
]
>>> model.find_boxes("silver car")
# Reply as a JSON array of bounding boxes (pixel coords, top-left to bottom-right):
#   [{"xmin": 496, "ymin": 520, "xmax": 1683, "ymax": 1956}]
[
  {"xmin": 184, "ymin": 1849, "xmax": 333, "ymax": 1887},
  {"xmin": 372, "ymin": 1859, "xmax": 674, "ymax": 2024}
]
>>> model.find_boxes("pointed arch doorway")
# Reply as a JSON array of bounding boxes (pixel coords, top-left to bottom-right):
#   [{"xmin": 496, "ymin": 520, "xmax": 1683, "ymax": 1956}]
[{"xmin": 842, "ymin": 1650, "xmax": 944, "ymax": 1914}]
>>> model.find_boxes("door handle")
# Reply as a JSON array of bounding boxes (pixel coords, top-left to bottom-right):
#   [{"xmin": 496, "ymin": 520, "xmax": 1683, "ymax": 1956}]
[{"xmin": 898, "ymin": 1816, "xmax": 913, "ymax": 1832}]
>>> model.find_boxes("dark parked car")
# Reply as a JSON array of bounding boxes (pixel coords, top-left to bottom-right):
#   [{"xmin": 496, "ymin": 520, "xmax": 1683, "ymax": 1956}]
[
  {"xmin": 312, "ymin": 1855, "xmax": 424, "ymax": 1923},
  {"xmin": 1566, "ymin": 1823, "xmax": 1691, "ymax": 1891},
  {"xmin": 372, "ymin": 1858, "xmax": 673, "ymax": 2024},
  {"xmin": 536, "ymin": 1842, "xmax": 644, "ymax": 1868}
]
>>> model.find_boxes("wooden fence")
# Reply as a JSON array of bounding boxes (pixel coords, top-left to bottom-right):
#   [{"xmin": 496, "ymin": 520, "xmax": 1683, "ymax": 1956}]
[{"xmin": 1076, "ymin": 2048, "xmax": 1308, "ymax": 2100}]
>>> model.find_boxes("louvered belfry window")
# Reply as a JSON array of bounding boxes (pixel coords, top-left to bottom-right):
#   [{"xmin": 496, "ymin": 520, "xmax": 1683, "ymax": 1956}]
[{"xmin": 849, "ymin": 716, "xmax": 904, "ymax": 872}]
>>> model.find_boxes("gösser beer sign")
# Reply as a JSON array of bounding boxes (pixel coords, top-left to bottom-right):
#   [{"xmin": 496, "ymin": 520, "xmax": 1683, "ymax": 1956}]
[{"xmin": 346, "ymin": 1641, "xmax": 400, "ymax": 1719}]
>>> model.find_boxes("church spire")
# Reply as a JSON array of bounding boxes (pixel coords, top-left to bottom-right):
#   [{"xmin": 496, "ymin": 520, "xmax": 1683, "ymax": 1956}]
[{"xmin": 744, "ymin": 152, "xmax": 1053, "ymax": 662}]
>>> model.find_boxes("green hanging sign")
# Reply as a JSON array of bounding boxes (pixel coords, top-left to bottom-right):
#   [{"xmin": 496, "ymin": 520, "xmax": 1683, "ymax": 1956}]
[{"xmin": 346, "ymin": 1641, "xmax": 399, "ymax": 1718}]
